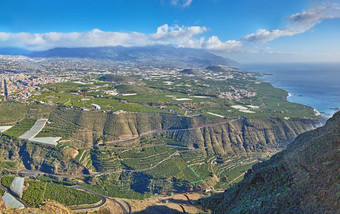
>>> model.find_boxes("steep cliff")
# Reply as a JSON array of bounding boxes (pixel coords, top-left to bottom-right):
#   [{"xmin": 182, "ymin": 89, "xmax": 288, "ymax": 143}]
[
  {"xmin": 201, "ymin": 112, "xmax": 340, "ymax": 213},
  {"xmin": 51, "ymin": 108, "xmax": 324, "ymax": 155},
  {"xmin": 0, "ymin": 135, "xmax": 85, "ymax": 175}
]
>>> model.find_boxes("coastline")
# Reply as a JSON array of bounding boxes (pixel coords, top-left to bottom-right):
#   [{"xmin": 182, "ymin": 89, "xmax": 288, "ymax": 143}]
[
  {"xmin": 259, "ymin": 74, "xmax": 327, "ymax": 117},
  {"xmin": 241, "ymin": 63, "xmax": 340, "ymax": 118}
]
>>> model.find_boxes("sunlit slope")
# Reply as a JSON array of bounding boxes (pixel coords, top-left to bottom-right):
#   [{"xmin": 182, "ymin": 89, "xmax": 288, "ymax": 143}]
[{"xmin": 201, "ymin": 112, "xmax": 340, "ymax": 213}]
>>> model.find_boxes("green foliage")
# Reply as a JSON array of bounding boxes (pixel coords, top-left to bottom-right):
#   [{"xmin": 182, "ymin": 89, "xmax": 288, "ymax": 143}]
[
  {"xmin": 36, "ymin": 175, "xmax": 74, "ymax": 186},
  {"xmin": 0, "ymin": 188, "xmax": 4, "ymax": 196},
  {"xmin": 4, "ymin": 119, "xmax": 36, "ymax": 138},
  {"xmin": 0, "ymin": 102, "xmax": 27, "ymax": 124},
  {"xmin": 191, "ymin": 164, "xmax": 211, "ymax": 180},
  {"xmin": 22, "ymin": 181, "xmax": 45, "ymax": 207},
  {"xmin": 146, "ymin": 156, "xmax": 198, "ymax": 182},
  {"xmin": 1, "ymin": 176, "xmax": 14, "ymax": 188},
  {"xmin": 91, "ymin": 149, "xmax": 121, "ymax": 172},
  {"xmin": 44, "ymin": 182, "xmax": 101, "ymax": 206},
  {"xmin": 79, "ymin": 182, "xmax": 152, "ymax": 200},
  {"xmin": 0, "ymin": 161, "xmax": 17, "ymax": 169}
]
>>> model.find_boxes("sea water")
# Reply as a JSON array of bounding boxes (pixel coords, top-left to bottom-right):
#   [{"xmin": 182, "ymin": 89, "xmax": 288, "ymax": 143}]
[{"xmin": 240, "ymin": 63, "xmax": 340, "ymax": 117}]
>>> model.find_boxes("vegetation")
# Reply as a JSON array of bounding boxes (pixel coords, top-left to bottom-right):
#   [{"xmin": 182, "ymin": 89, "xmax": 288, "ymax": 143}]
[
  {"xmin": 0, "ymin": 102, "xmax": 27, "ymax": 124},
  {"xmin": 17, "ymin": 179, "xmax": 101, "ymax": 207},
  {"xmin": 44, "ymin": 182, "xmax": 101, "ymax": 206},
  {"xmin": 201, "ymin": 112, "xmax": 340, "ymax": 213},
  {"xmin": 0, "ymin": 161, "xmax": 17, "ymax": 169},
  {"xmin": 0, "ymin": 66, "xmax": 327, "ymax": 203},
  {"xmin": 4, "ymin": 119, "xmax": 36, "ymax": 138},
  {"xmin": 1, "ymin": 176, "xmax": 14, "ymax": 188},
  {"xmin": 22, "ymin": 181, "xmax": 46, "ymax": 207}
]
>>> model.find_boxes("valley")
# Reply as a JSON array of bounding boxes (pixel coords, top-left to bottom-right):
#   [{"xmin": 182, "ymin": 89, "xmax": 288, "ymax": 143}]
[
  {"xmin": 0, "ymin": 52, "xmax": 327, "ymax": 213},
  {"xmin": 0, "ymin": 58, "xmax": 324, "ymax": 213}
]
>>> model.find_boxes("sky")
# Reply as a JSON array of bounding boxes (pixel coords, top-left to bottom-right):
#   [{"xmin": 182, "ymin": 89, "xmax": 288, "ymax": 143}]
[{"xmin": 0, "ymin": 0, "xmax": 339, "ymax": 63}]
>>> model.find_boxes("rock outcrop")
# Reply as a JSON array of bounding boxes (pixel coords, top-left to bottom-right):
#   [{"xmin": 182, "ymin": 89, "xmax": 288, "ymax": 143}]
[{"xmin": 201, "ymin": 112, "xmax": 340, "ymax": 213}]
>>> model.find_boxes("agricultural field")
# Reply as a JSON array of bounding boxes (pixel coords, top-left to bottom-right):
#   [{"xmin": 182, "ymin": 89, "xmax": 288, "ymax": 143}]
[
  {"xmin": 0, "ymin": 176, "xmax": 101, "ymax": 207},
  {"xmin": 1, "ymin": 176, "xmax": 14, "ymax": 188},
  {"xmin": 22, "ymin": 181, "xmax": 46, "ymax": 207},
  {"xmin": 0, "ymin": 66, "xmax": 324, "ymax": 204},
  {"xmin": 43, "ymin": 182, "xmax": 101, "ymax": 206},
  {"xmin": 3, "ymin": 119, "xmax": 36, "ymax": 138},
  {"xmin": 0, "ymin": 102, "xmax": 27, "ymax": 124},
  {"xmin": 0, "ymin": 161, "xmax": 17, "ymax": 170},
  {"xmin": 26, "ymin": 71, "xmax": 320, "ymax": 120}
]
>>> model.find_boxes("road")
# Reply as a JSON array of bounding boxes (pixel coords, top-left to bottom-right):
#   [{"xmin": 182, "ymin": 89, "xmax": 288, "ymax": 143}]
[
  {"xmin": 104, "ymin": 118, "xmax": 239, "ymax": 146},
  {"xmin": 70, "ymin": 186, "xmax": 131, "ymax": 214},
  {"xmin": 0, "ymin": 176, "xmax": 120, "ymax": 213},
  {"xmin": 20, "ymin": 151, "xmax": 181, "ymax": 178},
  {"xmin": 69, "ymin": 194, "xmax": 106, "ymax": 212},
  {"xmin": 0, "ymin": 177, "xmax": 30, "ymax": 208}
]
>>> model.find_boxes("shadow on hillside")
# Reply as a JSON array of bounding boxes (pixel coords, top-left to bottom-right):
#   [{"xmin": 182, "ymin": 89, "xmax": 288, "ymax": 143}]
[
  {"xmin": 162, "ymin": 198, "xmax": 198, "ymax": 205},
  {"xmin": 132, "ymin": 205, "xmax": 183, "ymax": 214}
]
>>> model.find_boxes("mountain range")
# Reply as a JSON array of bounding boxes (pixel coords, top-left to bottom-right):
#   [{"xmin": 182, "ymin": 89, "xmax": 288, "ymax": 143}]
[{"xmin": 0, "ymin": 46, "xmax": 238, "ymax": 66}]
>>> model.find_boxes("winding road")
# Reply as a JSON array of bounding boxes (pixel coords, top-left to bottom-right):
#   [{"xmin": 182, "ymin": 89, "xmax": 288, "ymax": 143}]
[
  {"xmin": 103, "ymin": 118, "xmax": 239, "ymax": 146},
  {"xmin": 70, "ymin": 186, "xmax": 131, "ymax": 214}
]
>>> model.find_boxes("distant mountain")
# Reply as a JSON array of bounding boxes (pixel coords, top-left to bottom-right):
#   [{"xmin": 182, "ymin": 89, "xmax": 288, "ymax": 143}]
[
  {"xmin": 201, "ymin": 112, "xmax": 340, "ymax": 213},
  {"xmin": 28, "ymin": 45, "xmax": 238, "ymax": 66},
  {"xmin": 0, "ymin": 48, "xmax": 31, "ymax": 55}
]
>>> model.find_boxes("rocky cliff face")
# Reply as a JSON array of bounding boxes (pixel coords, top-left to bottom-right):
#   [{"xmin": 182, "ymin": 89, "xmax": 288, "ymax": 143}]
[
  {"xmin": 61, "ymin": 109, "xmax": 324, "ymax": 155},
  {"xmin": 1, "ymin": 108, "xmax": 324, "ymax": 175},
  {"xmin": 201, "ymin": 112, "xmax": 340, "ymax": 213},
  {"xmin": 163, "ymin": 117, "xmax": 324, "ymax": 155},
  {"xmin": 0, "ymin": 135, "xmax": 84, "ymax": 175}
]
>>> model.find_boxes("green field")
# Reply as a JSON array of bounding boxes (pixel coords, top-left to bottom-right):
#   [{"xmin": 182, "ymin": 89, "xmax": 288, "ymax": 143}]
[
  {"xmin": 26, "ymin": 73, "xmax": 320, "ymax": 120},
  {"xmin": 0, "ymin": 161, "xmax": 17, "ymax": 169},
  {"xmin": 22, "ymin": 181, "xmax": 46, "ymax": 207},
  {"xmin": 3, "ymin": 119, "xmax": 36, "ymax": 138},
  {"xmin": 44, "ymin": 182, "xmax": 101, "ymax": 206},
  {"xmin": 1, "ymin": 176, "xmax": 14, "ymax": 188},
  {"xmin": 0, "ymin": 176, "xmax": 101, "ymax": 207}
]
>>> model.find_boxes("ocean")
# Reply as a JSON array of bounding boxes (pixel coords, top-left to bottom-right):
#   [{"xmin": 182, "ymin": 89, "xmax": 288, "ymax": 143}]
[{"xmin": 239, "ymin": 63, "xmax": 340, "ymax": 117}]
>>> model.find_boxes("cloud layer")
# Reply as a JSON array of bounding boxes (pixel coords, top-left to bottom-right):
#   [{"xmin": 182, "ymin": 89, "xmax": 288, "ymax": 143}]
[
  {"xmin": 0, "ymin": 2, "xmax": 339, "ymax": 55},
  {"xmin": 242, "ymin": 3, "xmax": 340, "ymax": 43},
  {"xmin": 0, "ymin": 24, "xmax": 242, "ymax": 52}
]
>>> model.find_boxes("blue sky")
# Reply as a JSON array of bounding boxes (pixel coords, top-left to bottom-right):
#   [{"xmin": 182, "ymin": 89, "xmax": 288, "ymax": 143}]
[{"xmin": 0, "ymin": 0, "xmax": 339, "ymax": 63}]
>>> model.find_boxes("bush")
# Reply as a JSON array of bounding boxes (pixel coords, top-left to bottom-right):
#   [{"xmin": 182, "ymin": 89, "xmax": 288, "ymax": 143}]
[
  {"xmin": 1, "ymin": 176, "xmax": 14, "ymax": 188},
  {"xmin": 44, "ymin": 183, "xmax": 101, "ymax": 206},
  {"xmin": 22, "ymin": 181, "xmax": 45, "ymax": 207}
]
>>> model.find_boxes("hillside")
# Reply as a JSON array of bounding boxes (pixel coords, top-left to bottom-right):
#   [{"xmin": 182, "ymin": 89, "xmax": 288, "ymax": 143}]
[
  {"xmin": 0, "ymin": 198, "xmax": 71, "ymax": 214},
  {"xmin": 28, "ymin": 45, "xmax": 238, "ymax": 66},
  {"xmin": 201, "ymin": 112, "xmax": 340, "ymax": 213},
  {"xmin": 51, "ymin": 109, "xmax": 323, "ymax": 154}
]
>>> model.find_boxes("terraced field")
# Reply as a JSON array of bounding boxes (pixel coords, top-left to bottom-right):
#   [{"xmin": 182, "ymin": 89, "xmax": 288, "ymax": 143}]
[{"xmin": 3, "ymin": 119, "xmax": 36, "ymax": 138}]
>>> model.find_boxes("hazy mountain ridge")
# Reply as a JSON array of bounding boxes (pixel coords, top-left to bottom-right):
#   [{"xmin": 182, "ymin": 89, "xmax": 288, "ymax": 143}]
[
  {"xmin": 27, "ymin": 45, "xmax": 238, "ymax": 66},
  {"xmin": 201, "ymin": 112, "xmax": 340, "ymax": 213}
]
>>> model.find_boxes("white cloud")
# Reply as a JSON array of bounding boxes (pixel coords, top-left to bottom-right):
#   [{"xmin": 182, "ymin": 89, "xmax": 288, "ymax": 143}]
[
  {"xmin": 170, "ymin": 0, "xmax": 193, "ymax": 8},
  {"xmin": 0, "ymin": 2, "xmax": 339, "ymax": 58},
  {"xmin": 0, "ymin": 25, "xmax": 209, "ymax": 51},
  {"xmin": 0, "ymin": 24, "xmax": 245, "ymax": 53},
  {"xmin": 152, "ymin": 24, "xmax": 207, "ymax": 41},
  {"xmin": 242, "ymin": 3, "xmax": 340, "ymax": 43},
  {"xmin": 204, "ymin": 36, "xmax": 242, "ymax": 52}
]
